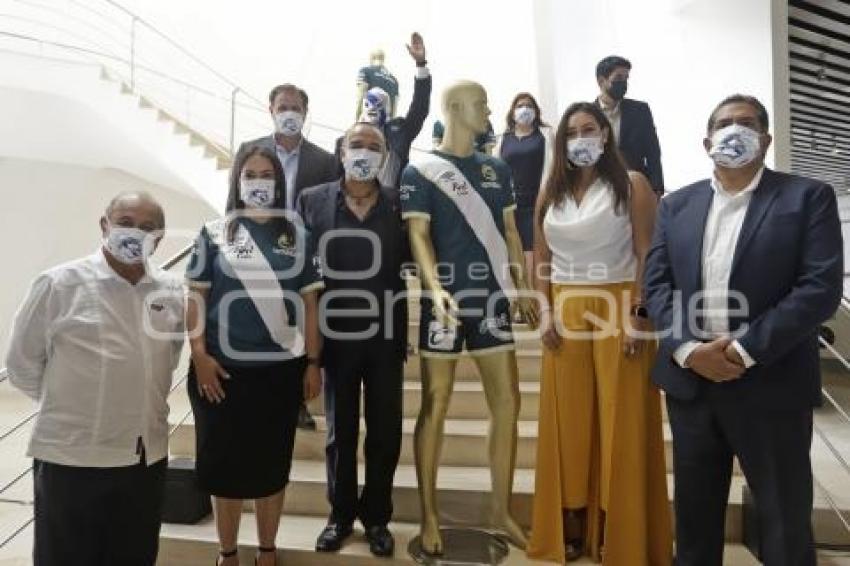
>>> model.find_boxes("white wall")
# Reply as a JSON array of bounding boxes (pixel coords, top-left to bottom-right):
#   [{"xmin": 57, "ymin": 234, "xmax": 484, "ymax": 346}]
[
  {"xmin": 0, "ymin": 158, "xmax": 217, "ymax": 354},
  {"xmin": 538, "ymin": 0, "xmax": 779, "ymax": 191}
]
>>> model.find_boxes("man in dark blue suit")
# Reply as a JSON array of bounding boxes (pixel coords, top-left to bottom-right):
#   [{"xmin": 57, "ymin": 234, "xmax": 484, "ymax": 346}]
[
  {"xmin": 644, "ymin": 94, "xmax": 843, "ymax": 565},
  {"xmin": 595, "ymin": 55, "xmax": 664, "ymax": 195}
]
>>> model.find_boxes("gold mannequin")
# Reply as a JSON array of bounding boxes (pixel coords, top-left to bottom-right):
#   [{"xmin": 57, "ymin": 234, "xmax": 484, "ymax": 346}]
[
  {"xmin": 408, "ymin": 81, "xmax": 538, "ymax": 555},
  {"xmin": 355, "ymin": 49, "xmax": 397, "ymax": 120}
]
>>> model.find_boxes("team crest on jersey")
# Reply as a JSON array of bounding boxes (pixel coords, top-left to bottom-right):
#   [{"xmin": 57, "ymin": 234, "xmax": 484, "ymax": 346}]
[
  {"xmin": 437, "ymin": 170, "xmax": 470, "ymax": 196},
  {"xmin": 400, "ymin": 184, "xmax": 416, "ymax": 201},
  {"xmin": 481, "ymin": 164, "xmax": 498, "ymax": 182},
  {"xmin": 273, "ymin": 233, "xmax": 297, "ymax": 257}
]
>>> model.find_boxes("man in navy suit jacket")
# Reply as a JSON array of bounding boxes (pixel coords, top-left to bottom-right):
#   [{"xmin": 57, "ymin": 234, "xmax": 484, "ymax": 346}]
[
  {"xmin": 595, "ymin": 55, "xmax": 664, "ymax": 195},
  {"xmin": 644, "ymin": 94, "xmax": 842, "ymax": 565}
]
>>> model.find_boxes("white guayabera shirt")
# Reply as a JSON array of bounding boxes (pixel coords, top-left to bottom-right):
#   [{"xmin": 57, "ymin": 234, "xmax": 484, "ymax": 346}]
[
  {"xmin": 4, "ymin": 250, "xmax": 184, "ymax": 467},
  {"xmin": 673, "ymin": 167, "xmax": 764, "ymax": 369}
]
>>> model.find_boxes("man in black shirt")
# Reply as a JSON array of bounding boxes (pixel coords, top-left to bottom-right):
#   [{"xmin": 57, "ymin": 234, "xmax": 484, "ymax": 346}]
[{"xmin": 298, "ymin": 123, "xmax": 409, "ymax": 558}]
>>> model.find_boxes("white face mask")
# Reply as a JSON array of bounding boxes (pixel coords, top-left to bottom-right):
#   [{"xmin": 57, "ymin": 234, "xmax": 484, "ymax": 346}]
[
  {"xmin": 343, "ymin": 149, "xmax": 384, "ymax": 182},
  {"xmin": 708, "ymin": 124, "xmax": 762, "ymax": 169},
  {"xmin": 567, "ymin": 136, "xmax": 604, "ymax": 167},
  {"xmin": 514, "ymin": 106, "xmax": 536, "ymax": 126},
  {"xmin": 274, "ymin": 111, "xmax": 304, "ymax": 137},
  {"xmin": 104, "ymin": 225, "xmax": 154, "ymax": 265},
  {"xmin": 240, "ymin": 178, "xmax": 276, "ymax": 208}
]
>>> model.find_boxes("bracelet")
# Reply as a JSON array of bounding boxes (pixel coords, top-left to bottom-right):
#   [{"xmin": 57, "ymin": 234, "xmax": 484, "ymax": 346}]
[
  {"xmin": 415, "ymin": 60, "xmax": 428, "ymax": 67},
  {"xmin": 306, "ymin": 357, "xmax": 320, "ymax": 366}
]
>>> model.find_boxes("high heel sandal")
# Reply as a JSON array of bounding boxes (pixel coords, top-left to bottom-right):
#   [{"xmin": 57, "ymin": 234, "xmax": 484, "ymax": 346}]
[
  {"xmin": 563, "ymin": 509, "xmax": 586, "ymax": 561},
  {"xmin": 216, "ymin": 548, "xmax": 237, "ymax": 565},
  {"xmin": 255, "ymin": 546, "xmax": 277, "ymax": 565}
]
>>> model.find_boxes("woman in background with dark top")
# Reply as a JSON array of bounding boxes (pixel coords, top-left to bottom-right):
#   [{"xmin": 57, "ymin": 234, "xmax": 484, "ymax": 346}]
[
  {"xmin": 185, "ymin": 146, "xmax": 324, "ymax": 566},
  {"xmin": 494, "ymin": 92, "xmax": 554, "ymax": 284}
]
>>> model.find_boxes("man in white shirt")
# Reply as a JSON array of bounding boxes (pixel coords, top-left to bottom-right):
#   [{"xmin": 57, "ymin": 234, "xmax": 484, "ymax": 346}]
[
  {"xmin": 5, "ymin": 191, "xmax": 184, "ymax": 566},
  {"xmin": 644, "ymin": 95, "xmax": 843, "ymax": 565}
]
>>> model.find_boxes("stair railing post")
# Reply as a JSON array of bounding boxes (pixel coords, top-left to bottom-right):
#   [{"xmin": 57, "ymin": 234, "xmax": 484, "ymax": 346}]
[
  {"xmin": 229, "ymin": 87, "xmax": 239, "ymax": 156},
  {"xmin": 130, "ymin": 15, "xmax": 138, "ymax": 90}
]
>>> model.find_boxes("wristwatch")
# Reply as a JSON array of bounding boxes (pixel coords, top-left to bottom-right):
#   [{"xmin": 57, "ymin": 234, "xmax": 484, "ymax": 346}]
[{"xmin": 630, "ymin": 304, "xmax": 649, "ymax": 319}]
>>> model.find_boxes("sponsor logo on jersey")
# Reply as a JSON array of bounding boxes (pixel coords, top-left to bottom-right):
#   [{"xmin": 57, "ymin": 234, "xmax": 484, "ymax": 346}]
[
  {"xmin": 427, "ymin": 320, "xmax": 457, "ymax": 350},
  {"xmin": 478, "ymin": 313, "xmax": 510, "ymax": 335},
  {"xmin": 437, "ymin": 170, "xmax": 470, "ymax": 196},
  {"xmin": 400, "ymin": 184, "xmax": 416, "ymax": 201}
]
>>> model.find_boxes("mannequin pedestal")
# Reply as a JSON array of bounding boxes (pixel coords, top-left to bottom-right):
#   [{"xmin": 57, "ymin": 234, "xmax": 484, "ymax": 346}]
[{"xmin": 408, "ymin": 528, "xmax": 510, "ymax": 565}]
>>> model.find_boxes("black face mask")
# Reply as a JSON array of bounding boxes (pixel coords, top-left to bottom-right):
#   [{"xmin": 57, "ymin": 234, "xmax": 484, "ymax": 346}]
[{"xmin": 608, "ymin": 79, "xmax": 628, "ymax": 101}]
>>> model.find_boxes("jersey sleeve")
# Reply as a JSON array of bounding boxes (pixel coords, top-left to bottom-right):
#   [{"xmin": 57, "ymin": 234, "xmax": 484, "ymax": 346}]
[
  {"xmin": 400, "ymin": 164, "xmax": 432, "ymax": 221},
  {"xmin": 185, "ymin": 225, "xmax": 215, "ymax": 285},
  {"xmin": 298, "ymin": 228, "xmax": 325, "ymax": 295},
  {"xmin": 497, "ymin": 161, "xmax": 517, "ymax": 212},
  {"xmin": 356, "ymin": 66, "xmax": 369, "ymax": 87}
]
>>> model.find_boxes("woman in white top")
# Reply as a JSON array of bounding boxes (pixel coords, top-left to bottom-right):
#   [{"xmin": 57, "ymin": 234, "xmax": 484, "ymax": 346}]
[{"xmin": 526, "ymin": 102, "xmax": 672, "ymax": 565}]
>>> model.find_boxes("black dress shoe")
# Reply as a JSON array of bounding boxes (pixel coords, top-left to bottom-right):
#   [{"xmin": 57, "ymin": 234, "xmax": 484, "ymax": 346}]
[
  {"xmin": 365, "ymin": 525, "xmax": 395, "ymax": 557},
  {"xmin": 297, "ymin": 403, "xmax": 316, "ymax": 430},
  {"xmin": 315, "ymin": 523, "xmax": 352, "ymax": 552}
]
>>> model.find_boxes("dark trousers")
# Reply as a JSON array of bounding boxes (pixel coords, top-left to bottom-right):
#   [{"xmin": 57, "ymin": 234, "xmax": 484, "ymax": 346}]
[
  {"xmin": 323, "ymin": 337, "xmax": 403, "ymax": 527},
  {"xmin": 33, "ymin": 456, "xmax": 167, "ymax": 566},
  {"xmin": 666, "ymin": 387, "xmax": 815, "ymax": 566}
]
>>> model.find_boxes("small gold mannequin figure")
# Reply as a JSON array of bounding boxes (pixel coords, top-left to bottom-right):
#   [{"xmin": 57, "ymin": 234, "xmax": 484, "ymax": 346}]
[{"xmin": 355, "ymin": 49, "xmax": 399, "ymax": 120}]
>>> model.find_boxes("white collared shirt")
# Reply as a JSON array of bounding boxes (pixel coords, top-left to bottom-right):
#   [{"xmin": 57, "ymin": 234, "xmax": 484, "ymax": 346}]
[
  {"xmin": 273, "ymin": 135, "xmax": 303, "ymax": 210},
  {"xmin": 673, "ymin": 167, "xmax": 765, "ymax": 369},
  {"xmin": 598, "ymin": 97, "xmax": 622, "ymax": 142},
  {"xmin": 4, "ymin": 250, "xmax": 184, "ymax": 467}
]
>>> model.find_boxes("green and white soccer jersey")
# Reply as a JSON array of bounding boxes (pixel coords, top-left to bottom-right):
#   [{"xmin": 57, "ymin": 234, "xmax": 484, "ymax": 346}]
[
  {"xmin": 357, "ymin": 65, "xmax": 399, "ymax": 102},
  {"xmin": 400, "ymin": 151, "xmax": 517, "ymax": 356}
]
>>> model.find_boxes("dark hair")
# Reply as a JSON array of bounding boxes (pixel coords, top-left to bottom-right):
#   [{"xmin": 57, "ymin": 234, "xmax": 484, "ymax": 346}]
[
  {"xmin": 504, "ymin": 92, "xmax": 547, "ymax": 133},
  {"xmin": 706, "ymin": 94, "xmax": 770, "ymax": 134},
  {"xmin": 595, "ymin": 55, "xmax": 632, "ymax": 79},
  {"xmin": 224, "ymin": 146, "xmax": 294, "ymax": 244},
  {"xmin": 538, "ymin": 102, "xmax": 631, "ymax": 226},
  {"xmin": 268, "ymin": 84, "xmax": 309, "ymax": 108}
]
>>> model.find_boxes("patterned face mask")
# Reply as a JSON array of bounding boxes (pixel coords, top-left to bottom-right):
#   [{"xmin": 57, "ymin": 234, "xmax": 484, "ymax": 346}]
[
  {"xmin": 104, "ymin": 225, "xmax": 154, "ymax": 264},
  {"xmin": 708, "ymin": 124, "xmax": 762, "ymax": 169},
  {"xmin": 361, "ymin": 87, "xmax": 389, "ymax": 127},
  {"xmin": 240, "ymin": 178, "xmax": 276, "ymax": 208},
  {"xmin": 274, "ymin": 111, "xmax": 304, "ymax": 137},
  {"xmin": 567, "ymin": 136, "xmax": 605, "ymax": 167},
  {"xmin": 343, "ymin": 149, "xmax": 384, "ymax": 182}
]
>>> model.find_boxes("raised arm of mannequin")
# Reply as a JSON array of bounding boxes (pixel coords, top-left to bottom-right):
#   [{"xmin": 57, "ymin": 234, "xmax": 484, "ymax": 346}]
[
  {"xmin": 407, "ymin": 217, "xmax": 459, "ymax": 327},
  {"xmin": 503, "ymin": 208, "xmax": 538, "ymax": 327}
]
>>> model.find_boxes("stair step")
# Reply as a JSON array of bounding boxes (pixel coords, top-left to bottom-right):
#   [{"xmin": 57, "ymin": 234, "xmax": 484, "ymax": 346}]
[
  {"xmin": 158, "ymin": 514, "xmax": 551, "ymax": 566},
  {"xmin": 157, "ymin": 513, "xmax": 780, "ymax": 565},
  {"xmin": 306, "ymin": 380, "xmax": 541, "ymax": 420},
  {"xmin": 169, "ymin": 418, "xmax": 729, "ymax": 476},
  {"xmin": 265, "ymin": 461, "xmax": 751, "ymax": 539}
]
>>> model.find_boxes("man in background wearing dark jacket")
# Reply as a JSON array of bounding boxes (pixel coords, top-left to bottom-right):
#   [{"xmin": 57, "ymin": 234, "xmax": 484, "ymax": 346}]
[{"xmin": 595, "ymin": 55, "xmax": 664, "ymax": 196}]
